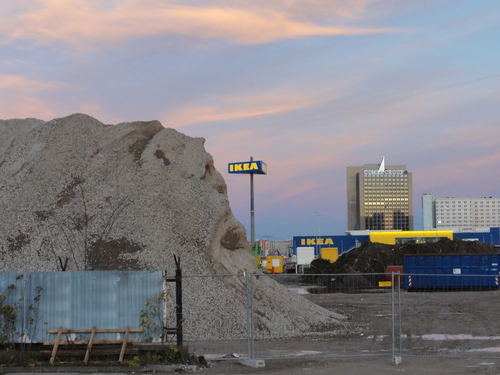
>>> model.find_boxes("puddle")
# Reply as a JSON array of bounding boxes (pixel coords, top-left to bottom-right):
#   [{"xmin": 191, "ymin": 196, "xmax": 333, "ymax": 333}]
[
  {"xmin": 422, "ymin": 334, "xmax": 500, "ymax": 341},
  {"xmin": 421, "ymin": 334, "xmax": 500, "ymax": 352},
  {"xmin": 287, "ymin": 286, "xmax": 323, "ymax": 294},
  {"xmin": 468, "ymin": 348, "xmax": 500, "ymax": 353},
  {"xmin": 290, "ymin": 350, "xmax": 323, "ymax": 357}
]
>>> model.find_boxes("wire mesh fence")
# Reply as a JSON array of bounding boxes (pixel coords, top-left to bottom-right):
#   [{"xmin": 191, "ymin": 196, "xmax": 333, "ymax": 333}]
[
  {"xmin": 397, "ymin": 273, "xmax": 500, "ymax": 360},
  {"xmin": 253, "ymin": 273, "xmax": 396, "ymax": 360},
  {"xmin": 179, "ymin": 271, "xmax": 500, "ymax": 363}
]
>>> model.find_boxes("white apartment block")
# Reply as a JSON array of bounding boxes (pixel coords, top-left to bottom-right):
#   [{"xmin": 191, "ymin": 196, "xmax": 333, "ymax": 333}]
[{"xmin": 422, "ymin": 194, "xmax": 500, "ymax": 232}]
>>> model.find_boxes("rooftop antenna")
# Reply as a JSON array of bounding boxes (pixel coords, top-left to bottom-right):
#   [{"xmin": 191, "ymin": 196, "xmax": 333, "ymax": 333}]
[{"xmin": 378, "ymin": 155, "xmax": 386, "ymax": 172}]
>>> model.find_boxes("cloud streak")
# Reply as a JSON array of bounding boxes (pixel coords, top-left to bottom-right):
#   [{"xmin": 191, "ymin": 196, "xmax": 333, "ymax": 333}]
[
  {"xmin": 2, "ymin": 0, "xmax": 398, "ymax": 47},
  {"xmin": 164, "ymin": 90, "xmax": 339, "ymax": 127},
  {"xmin": 0, "ymin": 74, "xmax": 68, "ymax": 92},
  {"xmin": 0, "ymin": 74, "xmax": 69, "ymax": 120}
]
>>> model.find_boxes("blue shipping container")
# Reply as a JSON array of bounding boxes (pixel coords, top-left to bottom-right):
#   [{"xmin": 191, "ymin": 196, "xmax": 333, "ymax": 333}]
[{"xmin": 403, "ymin": 254, "xmax": 500, "ymax": 290}]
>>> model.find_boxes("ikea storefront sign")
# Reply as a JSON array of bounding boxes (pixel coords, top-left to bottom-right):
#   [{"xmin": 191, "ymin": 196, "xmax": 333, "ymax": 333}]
[
  {"xmin": 299, "ymin": 237, "xmax": 335, "ymax": 246},
  {"xmin": 228, "ymin": 160, "xmax": 267, "ymax": 174},
  {"xmin": 293, "ymin": 235, "xmax": 369, "ymax": 256}
]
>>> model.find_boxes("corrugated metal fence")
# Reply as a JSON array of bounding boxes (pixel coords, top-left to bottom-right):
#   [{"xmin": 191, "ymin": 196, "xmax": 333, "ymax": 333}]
[{"xmin": 0, "ymin": 270, "xmax": 164, "ymax": 343}]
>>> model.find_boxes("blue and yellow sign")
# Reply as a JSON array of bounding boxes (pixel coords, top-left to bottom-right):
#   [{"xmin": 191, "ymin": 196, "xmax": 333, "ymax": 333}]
[{"xmin": 228, "ymin": 160, "xmax": 267, "ymax": 174}]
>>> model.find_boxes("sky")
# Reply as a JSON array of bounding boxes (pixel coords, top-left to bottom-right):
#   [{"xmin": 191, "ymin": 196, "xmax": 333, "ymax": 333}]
[{"xmin": 1, "ymin": 1, "xmax": 500, "ymax": 241}]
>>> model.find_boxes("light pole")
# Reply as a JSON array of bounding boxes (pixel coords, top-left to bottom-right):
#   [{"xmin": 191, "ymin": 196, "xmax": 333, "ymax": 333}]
[{"xmin": 315, "ymin": 211, "xmax": 321, "ymax": 256}]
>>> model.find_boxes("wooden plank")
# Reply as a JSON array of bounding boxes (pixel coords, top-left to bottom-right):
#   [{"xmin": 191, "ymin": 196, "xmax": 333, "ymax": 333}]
[
  {"xmin": 43, "ymin": 338, "xmax": 141, "ymax": 346},
  {"xmin": 84, "ymin": 326, "xmax": 97, "ymax": 364},
  {"xmin": 47, "ymin": 328, "xmax": 143, "ymax": 334},
  {"xmin": 49, "ymin": 327, "xmax": 63, "ymax": 365},
  {"xmin": 45, "ymin": 326, "xmax": 144, "ymax": 364},
  {"xmin": 41, "ymin": 349, "xmax": 139, "ymax": 357},
  {"xmin": 119, "ymin": 326, "xmax": 130, "ymax": 364}
]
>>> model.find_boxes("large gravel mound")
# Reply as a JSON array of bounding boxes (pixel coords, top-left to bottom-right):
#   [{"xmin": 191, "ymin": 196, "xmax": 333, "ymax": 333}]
[{"xmin": 0, "ymin": 114, "xmax": 345, "ymax": 340}]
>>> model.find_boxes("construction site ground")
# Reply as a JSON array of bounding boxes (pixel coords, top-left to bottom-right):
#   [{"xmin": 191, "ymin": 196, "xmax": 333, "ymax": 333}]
[
  {"xmin": 202, "ymin": 238, "xmax": 500, "ymax": 375},
  {"xmin": 202, "ymin": 289, "xmax": 500, "ymax": 375}
]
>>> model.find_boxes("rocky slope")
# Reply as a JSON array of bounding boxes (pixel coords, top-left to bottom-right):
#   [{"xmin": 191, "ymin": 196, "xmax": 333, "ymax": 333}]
[{"xmin": 0, "ymin": 114, "xmax": 345, "ymax": 340}]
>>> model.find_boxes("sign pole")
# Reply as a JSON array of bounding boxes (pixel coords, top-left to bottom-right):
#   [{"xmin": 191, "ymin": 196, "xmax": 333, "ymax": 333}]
[
  {"xmin": 250, "ymin": 156, "xmax": 255, "ymax": 250},
  {"xmin": 227, "ymin": 157, "xmax": 266, "ymax": 265}
]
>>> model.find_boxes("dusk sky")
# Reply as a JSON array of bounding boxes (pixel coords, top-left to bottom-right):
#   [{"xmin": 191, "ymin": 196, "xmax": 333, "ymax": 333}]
[{"xmin": 1, "ymin": 1, "xmax": 500, "ymax": 241}]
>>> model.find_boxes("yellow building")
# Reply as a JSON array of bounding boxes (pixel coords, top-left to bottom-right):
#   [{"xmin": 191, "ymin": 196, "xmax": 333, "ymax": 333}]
[{"xmin": 369, "ymin": 230, "xmax": 453, "ymax": 245}]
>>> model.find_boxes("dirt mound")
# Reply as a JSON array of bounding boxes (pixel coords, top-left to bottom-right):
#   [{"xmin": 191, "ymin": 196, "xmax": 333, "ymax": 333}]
[{"xmin": 308, "ymin": 238, "xmax": 497, "ymax": 275}]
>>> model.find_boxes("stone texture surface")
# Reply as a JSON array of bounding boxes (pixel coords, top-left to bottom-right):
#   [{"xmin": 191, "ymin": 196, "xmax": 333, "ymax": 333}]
[{"xmin": 0, "ymin": 113, "xmax": 345, "ymax": 339}]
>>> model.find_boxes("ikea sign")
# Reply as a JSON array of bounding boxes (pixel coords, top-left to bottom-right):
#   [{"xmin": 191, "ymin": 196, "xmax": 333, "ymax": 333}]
[{"xmin": 228, "ymin": 160, "xmax": 267, "ymax": 174}]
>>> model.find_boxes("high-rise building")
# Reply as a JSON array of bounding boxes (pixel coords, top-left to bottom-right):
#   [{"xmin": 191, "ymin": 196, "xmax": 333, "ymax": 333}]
[
  {"xmin": 422, "ymin": 195, "xmax": 500, "ymax": 232},
  {"xmin": 347, "ymin": 157, "xmax": 413, "ymax": 231}
]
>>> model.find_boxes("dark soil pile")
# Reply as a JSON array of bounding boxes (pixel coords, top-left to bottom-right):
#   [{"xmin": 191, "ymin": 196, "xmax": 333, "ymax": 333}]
[{"xmin": 308, "ymin": 238, "xmax": 497, "ymax": 275}]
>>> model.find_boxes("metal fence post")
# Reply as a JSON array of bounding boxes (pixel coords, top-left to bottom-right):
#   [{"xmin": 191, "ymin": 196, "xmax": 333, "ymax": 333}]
[
  {"xmin": 164, "ymin": 256, "xmax": 183, "ymax": 347},
  {"xmin": 175, "ymin": 258, "xmax": 183, "ymax": 348},
  {"xmin": 391, "ymin": 272, "xmax": 402, "ymax": 365},
  {"xmin": 397, "ymin": 271, "xmax": 402, "ymax": 358},
  {"xmin": 244, "ymin": 271, "xmax": 255, "ymax": 360},
  {"xmin": 391, "ymin": 272, "xmax": 395, "ymax": 361}
]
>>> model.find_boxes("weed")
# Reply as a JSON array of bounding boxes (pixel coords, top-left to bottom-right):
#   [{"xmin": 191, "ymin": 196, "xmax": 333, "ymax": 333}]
[
  {"xmin": 140, "ymin": 290, "xmax": 173, "ymax": 343},
  {"xmin": 128, "ymin": 355, "xmax": 141, "ymax": 368}
]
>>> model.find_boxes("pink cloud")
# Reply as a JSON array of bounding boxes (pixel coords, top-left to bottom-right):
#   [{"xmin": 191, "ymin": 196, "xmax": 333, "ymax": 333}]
[
  {"xmin": 466, "ymin": 151, "xmax": 500, "ymax": 168},
  {"xmin": 3, "ymin": 0, "xmax": 397, "ymax": 47},
  {"xmin": 275, "ymin": 181, "xmax": 323, "ymax": 200},
  {"xmin": 0, "ymin": 74, "xmax": 70, "ymax": 120},
  {"xmin": 0, "ymin": 74, "xmax": 68, "ymax": 92},
  {"xmin": 0, "ymin": 95, "xmax": 55, "ymax": 120},
  {"xmin": 164, "ymin": 91, "xmax": 336, "ymax": 128}
]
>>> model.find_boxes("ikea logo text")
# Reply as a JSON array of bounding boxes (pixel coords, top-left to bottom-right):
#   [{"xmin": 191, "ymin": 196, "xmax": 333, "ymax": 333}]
[
  {"xmin": 301, "ymin": 238, "xmax": 334, "ymax": 246},
  {"xmin": 228, "ymin": 161, "xmax": 267, "ymax": 174}
]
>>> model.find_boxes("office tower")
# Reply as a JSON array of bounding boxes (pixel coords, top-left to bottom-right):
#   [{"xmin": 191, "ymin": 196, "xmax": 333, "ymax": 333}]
[{"xmin": 347, "ymin": 157, "xmax": 413, "ymax": 231}]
